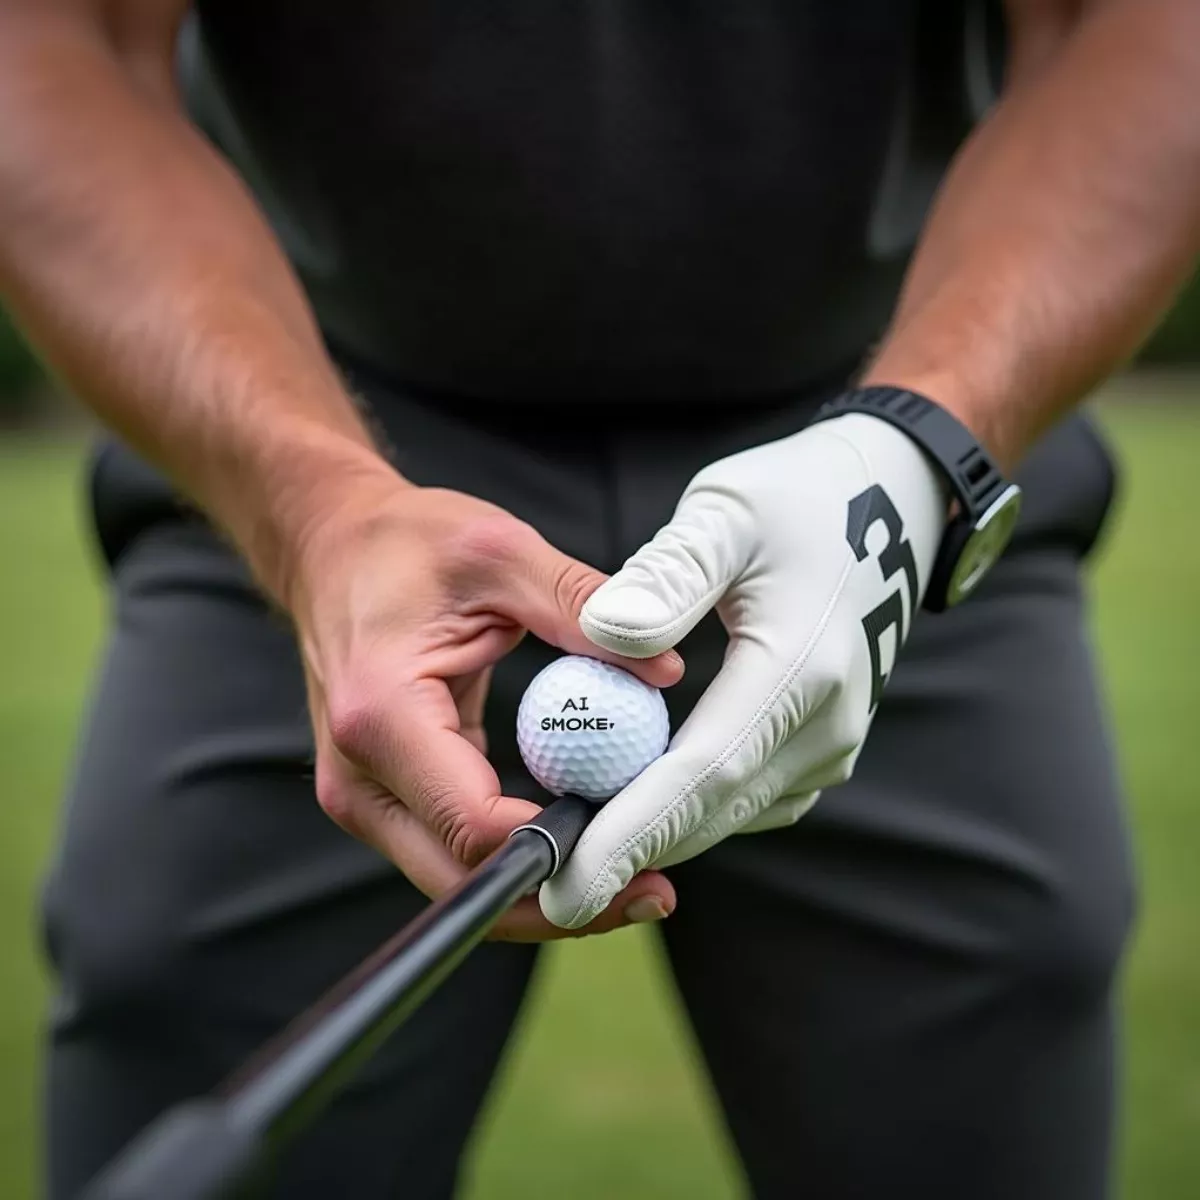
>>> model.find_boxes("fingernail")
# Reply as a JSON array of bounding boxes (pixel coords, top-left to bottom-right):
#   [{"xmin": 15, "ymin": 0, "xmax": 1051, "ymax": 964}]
[
  {"xmin": 624, "ymin": 896, "xmax": 670, "ymax": 924},
  {"xmin": 664, "ymin": 649, "xmax": 685, "ymax": 672}
]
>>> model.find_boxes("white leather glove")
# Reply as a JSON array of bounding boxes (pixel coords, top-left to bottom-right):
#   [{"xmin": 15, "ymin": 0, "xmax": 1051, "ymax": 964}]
[{"xmin": 540, "ymin": 412, "xmax": 950, "ymax": 929}]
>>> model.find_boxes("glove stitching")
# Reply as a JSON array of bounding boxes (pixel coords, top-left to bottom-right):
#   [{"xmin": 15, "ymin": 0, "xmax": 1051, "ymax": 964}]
[
  {"xmin": 736, "ymin": 790, "xmax": 821, "ymax": 835},
  {"xmin": 686, "ymin": 725, "xmax": 859, "ymax": 853},
  {"xmin": 666, "ymin": 752, "xmax": 785, "ymax": 854},
  {"xmin": 564, "ymin": 549, "xmax": 857, "ymax": 926},
  {"xmin": 581, "ymin": 583, "xmax": 726, "ymax": 645}
]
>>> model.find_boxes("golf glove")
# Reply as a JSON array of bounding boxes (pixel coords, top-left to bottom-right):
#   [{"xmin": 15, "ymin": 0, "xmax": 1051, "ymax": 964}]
[{"xmin": 540, "ymin": 412, "xmax": 949, "ymax": 929}]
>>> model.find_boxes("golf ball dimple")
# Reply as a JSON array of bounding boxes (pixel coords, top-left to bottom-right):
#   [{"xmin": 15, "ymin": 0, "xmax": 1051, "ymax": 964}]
[{"xmin": 516, "ymin": 656, "xmax": 670, "ymax": 801}]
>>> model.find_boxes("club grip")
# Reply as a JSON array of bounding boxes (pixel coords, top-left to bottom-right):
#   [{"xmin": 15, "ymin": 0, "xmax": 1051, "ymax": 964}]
[{"xmin": 509, "ymin": 793, "xmax": 597, "ymax": 878}]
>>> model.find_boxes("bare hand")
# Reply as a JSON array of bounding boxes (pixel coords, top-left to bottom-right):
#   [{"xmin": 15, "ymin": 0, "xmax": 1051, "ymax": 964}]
[{"xmin": 288, "ymin": 469, "xmax": 684, "ymax": 940}]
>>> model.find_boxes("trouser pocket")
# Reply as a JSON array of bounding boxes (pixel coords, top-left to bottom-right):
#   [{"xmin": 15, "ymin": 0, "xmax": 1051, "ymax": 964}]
[{"xmin": 86, "ymin": 437, "xmax": 198, "ymax": 572}]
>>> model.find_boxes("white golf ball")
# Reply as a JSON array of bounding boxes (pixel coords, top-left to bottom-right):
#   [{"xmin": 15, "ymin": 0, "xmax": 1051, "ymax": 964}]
[{"xmin": 516, "ymin": 655, "xmax": 670, "ymax": 801}]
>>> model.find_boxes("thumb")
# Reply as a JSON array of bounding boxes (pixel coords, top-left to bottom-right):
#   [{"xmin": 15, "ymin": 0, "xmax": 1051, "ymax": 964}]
[
  {"xmin": 581, "ymin": 486, "xmax": 749, "ymax": 658},
  {"xmin": 503, "ymin": 526, "xmax": 684, "ymax": 688}
]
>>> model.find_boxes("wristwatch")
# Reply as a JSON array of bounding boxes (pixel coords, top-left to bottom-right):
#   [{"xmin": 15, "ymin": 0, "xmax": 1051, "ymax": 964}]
[{"xmin": 811, "ymin": 386, "xmax": 1023, "ymax": 612}]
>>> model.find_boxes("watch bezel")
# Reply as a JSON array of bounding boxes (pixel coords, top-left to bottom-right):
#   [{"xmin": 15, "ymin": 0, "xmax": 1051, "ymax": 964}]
[{"xmin": 945, "ymin": 482, "xmax": 1023, "ymax": 606}]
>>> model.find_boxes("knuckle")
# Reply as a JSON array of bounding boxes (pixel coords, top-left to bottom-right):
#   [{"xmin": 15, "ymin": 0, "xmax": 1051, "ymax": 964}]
[
  {"xmin": 326, "ymin": 690, "xmax": 383, "ymax": 765},
  {"xmin": 446, "ymin": 514, "xmax": 531, "ymax": 573},
  {"xmin": 827, "ymin": 756, "xmax": 856, "ymax": 787},
  {"xmin": 825, "ymin": 740, "xmax": 864, "ymax": 787},
  {"xmin": 418, "ymin": 782, "xmax": 495, "ymax": 867},
  {"xmin": 445, "ymin": 813, "xmax": 493, "ymax": 867},
  {"xmin": 833, "ymin": 710, "xmax": 869, "ymax": 756},
  {"xmin": 438, "ymin": 515, "xmax": 542, "ymax": 605},
  {"xmin": 553, "ymin": 556, "xmax": 605, "ymax": 619},
  {"xmin": 315, "ymin": 771, "xmax": 359, "ymax": 830}
]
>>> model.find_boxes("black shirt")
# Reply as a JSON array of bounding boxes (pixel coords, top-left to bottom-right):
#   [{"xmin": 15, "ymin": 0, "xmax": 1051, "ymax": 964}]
[{"xmin": 183, "ymin": 1, "xmax": 1001, "ymax": 401}]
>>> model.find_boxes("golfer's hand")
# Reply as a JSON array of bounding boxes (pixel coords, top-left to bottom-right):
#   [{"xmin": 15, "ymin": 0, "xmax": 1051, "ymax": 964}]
[
  {"xmin": 540, "ymin": 413, "xmax": 948, "ymax": 929},
  {"xmin": 289, "ymin": 477, "xmax": 683, "ymax": 941}
]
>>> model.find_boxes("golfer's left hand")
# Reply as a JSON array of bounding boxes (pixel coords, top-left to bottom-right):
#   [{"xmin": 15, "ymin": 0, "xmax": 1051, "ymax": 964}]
[{"xmin": 541, "ymin": 412, "xmax": 949, "ymax": 928}]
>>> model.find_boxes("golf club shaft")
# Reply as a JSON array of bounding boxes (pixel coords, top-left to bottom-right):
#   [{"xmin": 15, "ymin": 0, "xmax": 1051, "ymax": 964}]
[{"xmin": 79, "ymin": 794, "xmax": 596, "ymax": 1200}]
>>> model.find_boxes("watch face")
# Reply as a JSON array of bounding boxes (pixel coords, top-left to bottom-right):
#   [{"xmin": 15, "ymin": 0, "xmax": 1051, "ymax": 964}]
[{"xmin": 947, "ymin": 484, "xmax": 1023, "ymax": 605}]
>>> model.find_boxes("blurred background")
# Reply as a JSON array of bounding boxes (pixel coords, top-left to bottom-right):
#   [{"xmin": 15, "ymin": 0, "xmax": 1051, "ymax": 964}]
[{"xmin": 0, "ymin": 282, "xmax": 1197, "ymax": 1198}]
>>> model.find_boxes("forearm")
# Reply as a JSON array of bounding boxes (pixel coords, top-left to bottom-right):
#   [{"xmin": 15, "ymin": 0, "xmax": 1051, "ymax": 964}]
[
  {"xmin": 0, "ymin": 11, "xmax": 397, "ymax": 604},
  {"xmin": 863, "ymin": 0, "xmax": 1200, "ymax": 470}
]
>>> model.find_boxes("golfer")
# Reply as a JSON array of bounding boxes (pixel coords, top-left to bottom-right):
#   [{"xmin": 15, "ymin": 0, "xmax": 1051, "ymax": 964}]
[{"xmin": 1, "ymin": 1, "xmax": 1197, "ymax": 1196}]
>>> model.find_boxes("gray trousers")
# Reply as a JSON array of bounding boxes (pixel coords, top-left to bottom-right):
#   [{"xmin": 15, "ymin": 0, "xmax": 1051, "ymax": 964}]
[{"xmin": 42, "ymin": 375, "xmax": 1135, "ymax": 1199}]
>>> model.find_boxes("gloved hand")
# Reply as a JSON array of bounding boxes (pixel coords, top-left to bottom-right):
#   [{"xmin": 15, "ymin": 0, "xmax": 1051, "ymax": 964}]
[{"xmin": 540, "ymin": 411, "xmax": 950, "ymax": 929}]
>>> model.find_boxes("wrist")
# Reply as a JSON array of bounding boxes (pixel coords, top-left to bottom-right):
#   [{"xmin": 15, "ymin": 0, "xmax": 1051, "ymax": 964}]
[
  {"xmin": 228, "ymin": 421, "xmax": 413, "ymax": 614},
  {"xmin": 858, "ymin": 364, "xmax": 1025, "ymax": 475},
  {"xmin": 813, "ymin": 410, "xmax": 953, "ymax": 514}
]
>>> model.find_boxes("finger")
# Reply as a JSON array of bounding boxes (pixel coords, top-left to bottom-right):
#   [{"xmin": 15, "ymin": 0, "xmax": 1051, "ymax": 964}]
[
  {"xmin": 579, "ymin": 484, "xmax": 749, "ymax": 659},
  {"xmin": 660, "ymin": 699, "xmax": 862, "ymax": 865},
  {"xmin": 313, "ymin": 703, "xmax": 534, "ymax": 876},
  {"xmin": 449, "ymin": 666, "xmax": 492, "ymax": 756},
  {"xmin": 388, "ymin": 724, "xmax": 539, "ymax": 866},
  {"xmin": 317, "ymin": 674, "xmax": 681, "ymax": 941},
  {"xmin": 343, "ymin": 776, "xmax": 473, "ymax": 897},
  {"xmin": 490, "ymin": 869, "xmax": 677, "ymax": 942},
  {"xmin": 541, "ymin": 633, "xmax": 806, "ymax": 928},
  {"xmin": 420, "ymin": 619, "xmax": 525, "ymax": 683},
  {"xmin": 325, "ymin": 668, "xmax": 539, "ymax": 865},
  {"xmin": 500, "ymin": 528, "xmax": 685, "ymax": 688},
  {"xmin": 362, "ymin": 793, "xmax": 521, "ymax": 898},
  {"xmin": 660, "ymin": 786, "xmax": 820, "ymax": 866},
  {"xmin": 652, "ymin": 758, "xmax": 797, "ymax": 869},
  {"xmin": 357, "ymin": 791, "xmax": 677, "ymax": 942},
  {"xmin": 734, "ymin": 790, "xmax": 821, "ymax": 834}
]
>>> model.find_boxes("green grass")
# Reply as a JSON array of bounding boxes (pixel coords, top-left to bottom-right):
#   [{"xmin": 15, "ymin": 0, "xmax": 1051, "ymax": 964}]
[
  {"xmin": 0, "ymin": 441, "xmax": 104, "ymax": 1199},
  {"xmin": 1086, "ymin": 392, "xmax": 1200, "ymax": 1198},
  {"xmin": 0, "ymin": 387, "xmax": 1197, "ymax": 1198}
]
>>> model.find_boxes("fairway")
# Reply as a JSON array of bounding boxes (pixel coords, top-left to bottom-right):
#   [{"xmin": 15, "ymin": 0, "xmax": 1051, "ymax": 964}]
[{"xmin": 0, "ymin": 382, "xmax": 1196, "ymax": 1198}]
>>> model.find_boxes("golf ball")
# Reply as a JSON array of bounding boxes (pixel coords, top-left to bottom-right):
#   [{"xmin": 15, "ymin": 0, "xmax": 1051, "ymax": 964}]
[{"xmin": 516, "ymin": 655, "xmax": 670, "ymax": 801}]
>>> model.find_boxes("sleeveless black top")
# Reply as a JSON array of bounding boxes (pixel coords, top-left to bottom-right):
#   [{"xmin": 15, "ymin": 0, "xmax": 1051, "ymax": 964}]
[{"xmin": 182, "ymin": 1, "xmax": 1002, "ymax": 400}]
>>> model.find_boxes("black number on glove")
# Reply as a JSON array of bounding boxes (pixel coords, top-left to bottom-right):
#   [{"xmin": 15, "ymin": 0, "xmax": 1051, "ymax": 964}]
[{"xmin": 846, "ymin": 485, "xmax": 919, "ymax": 713}]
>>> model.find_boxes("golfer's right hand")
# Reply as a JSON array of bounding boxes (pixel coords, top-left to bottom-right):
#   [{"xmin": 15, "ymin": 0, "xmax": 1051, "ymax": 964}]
[{"xmin": 286, "ymin": 471, "xmax": 683, "ymax": 941}]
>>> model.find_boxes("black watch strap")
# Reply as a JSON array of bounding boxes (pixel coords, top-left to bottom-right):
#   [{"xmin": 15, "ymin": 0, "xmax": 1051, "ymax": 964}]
[
  {"xmin": 812, "ymin": 386, "xmax": 1008, "ymax": 522},
  {"xmin": 812, "ymin": 385, "xmax": 1022, "ymax": 612}
]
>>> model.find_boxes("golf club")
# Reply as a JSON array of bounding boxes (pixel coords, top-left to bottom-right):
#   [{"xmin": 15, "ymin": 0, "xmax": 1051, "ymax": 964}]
[{"xmin": 77, "ymin": 792, "xmax": 598, "ymax": 1200}]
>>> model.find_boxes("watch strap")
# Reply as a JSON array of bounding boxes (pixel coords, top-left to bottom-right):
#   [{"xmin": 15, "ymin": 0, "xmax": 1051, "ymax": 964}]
[{"xmin": 812, "ymin": 386, "xmax": 1007, "ymax": 521}]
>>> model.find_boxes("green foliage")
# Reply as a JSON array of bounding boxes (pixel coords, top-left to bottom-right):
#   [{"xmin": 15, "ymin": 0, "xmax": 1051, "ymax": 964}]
[{"xmin": 0, "ymin": 308, "xmax": 41, "ymax": 409}]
